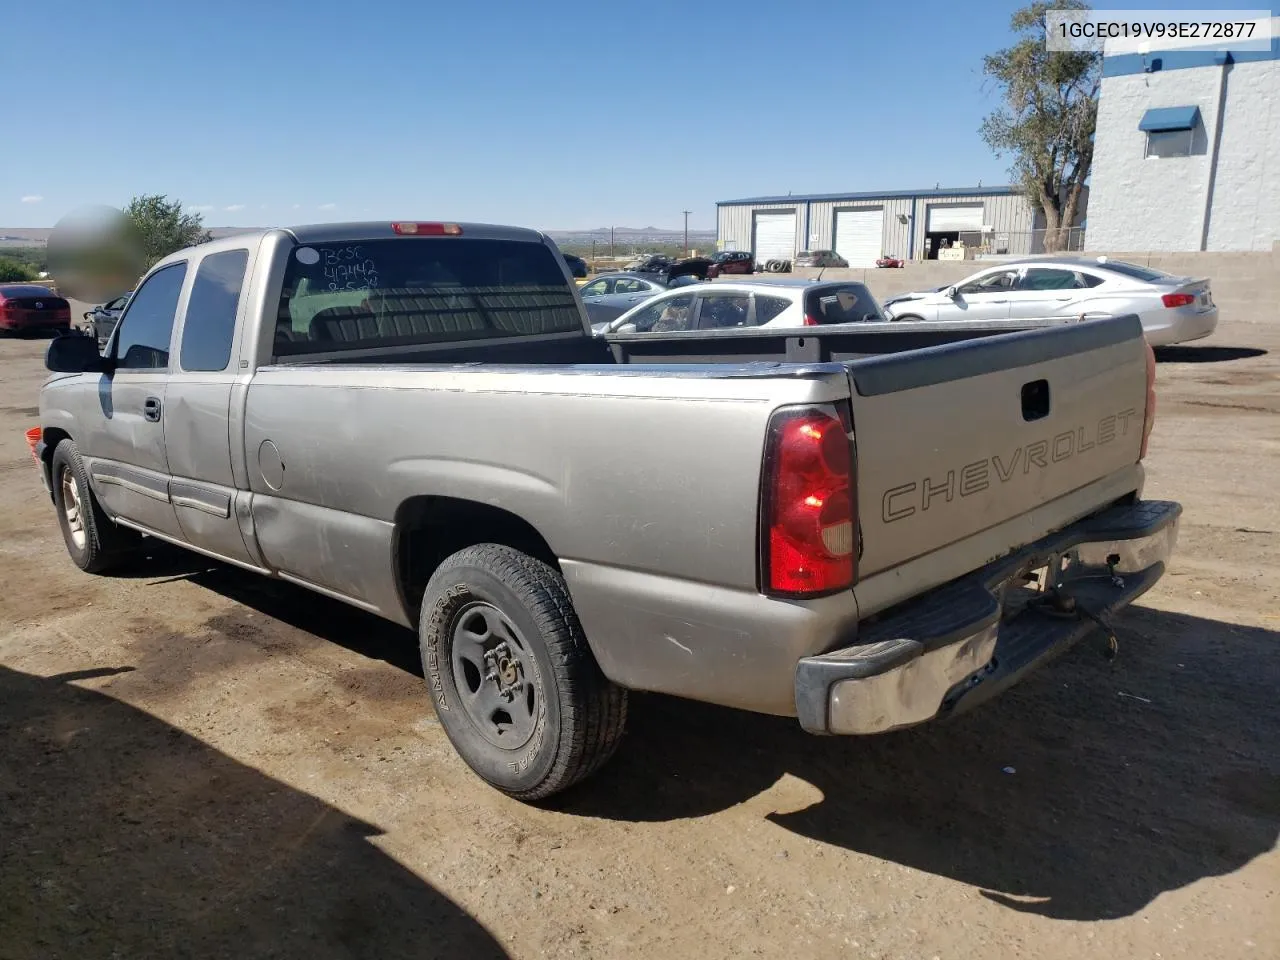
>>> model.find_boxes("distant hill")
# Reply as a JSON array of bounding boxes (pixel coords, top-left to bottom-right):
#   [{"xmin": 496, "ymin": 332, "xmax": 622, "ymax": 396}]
[
  {"xmin": 0, "ymin": 226, "xmax": 262, "ymax": 247},
  {"xmin": 1, "ymin": 224, "xmax": 715, "ymax": 248}
]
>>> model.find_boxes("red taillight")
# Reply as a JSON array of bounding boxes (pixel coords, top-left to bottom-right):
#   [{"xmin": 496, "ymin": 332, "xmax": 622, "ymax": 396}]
[
  {"xmin": 25, "ymin": 426, "xmax": 41, "ymax": 464},
  {"xmin": 802, "ymin": 314, "xmax": 819, "ymax": 326},
  {"xmin": 762, "ymin": 405, "xmax": 856, "ymax": 596},
  {"xmin": 1161, "ymin": 292, "xmax": 1195, "ymax": 308},
  {"xmin": 1140, "ymin": 339, "xmax": 1157, "ymax": 459},
  {"xmin": 391, "ymin": 222, "xmax": 462, "ymax": 236}
]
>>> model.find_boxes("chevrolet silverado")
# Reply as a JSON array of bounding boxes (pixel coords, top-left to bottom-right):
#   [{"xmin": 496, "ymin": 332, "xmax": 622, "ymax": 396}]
[{"xmin": 32, "ymin": 220, "xmax": 1180, "ymax": 800}]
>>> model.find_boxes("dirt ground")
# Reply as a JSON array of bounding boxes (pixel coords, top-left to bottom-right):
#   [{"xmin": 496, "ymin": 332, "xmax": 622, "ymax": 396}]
[{"xmin": 0, "ymin": 313, "xmax": 1276, "ymax": 960}]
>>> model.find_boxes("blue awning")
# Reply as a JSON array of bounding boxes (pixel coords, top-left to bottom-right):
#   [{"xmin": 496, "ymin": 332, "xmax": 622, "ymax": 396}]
[{"xmin": 1139, "ymin": 106, "xmax": 1201, "ymax": 132}]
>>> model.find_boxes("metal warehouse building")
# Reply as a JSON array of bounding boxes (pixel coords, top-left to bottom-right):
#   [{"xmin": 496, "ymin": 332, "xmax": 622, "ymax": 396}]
[{"xmin": 716, "ymin": 185, "xmax": 1086, "ymax": 265}]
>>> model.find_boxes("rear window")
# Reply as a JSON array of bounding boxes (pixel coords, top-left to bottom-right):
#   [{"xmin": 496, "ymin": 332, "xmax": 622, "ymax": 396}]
[
  {"xmin": 0, "ymin": 284, "xmax": 56, "ymax": 298},
  {"xmin": 804, "ymin": 284, "xmax": 885, "ymax": 323},
  {"xmin": 1097, "ymin": 260, "xmax": 1172, "ymax": 282},
  {"xmin": 274, "ymin": 238, "xmax": 582, "ymax": 355}
]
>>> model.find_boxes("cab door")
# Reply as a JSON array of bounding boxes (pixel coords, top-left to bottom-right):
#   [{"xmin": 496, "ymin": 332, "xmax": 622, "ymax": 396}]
[
  {"xmin": 163, "ymin": 246, "xmax": 263, "ymax": 568},
  {"xmin": 80, "ymin": 262, "xmax": 188, "ymax": 541}
]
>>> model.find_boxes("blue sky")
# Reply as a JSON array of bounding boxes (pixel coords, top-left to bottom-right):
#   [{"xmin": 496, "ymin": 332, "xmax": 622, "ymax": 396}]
[{"xmin": 5, "ymin": 0, "xmax": 1248, "ymax": 230}]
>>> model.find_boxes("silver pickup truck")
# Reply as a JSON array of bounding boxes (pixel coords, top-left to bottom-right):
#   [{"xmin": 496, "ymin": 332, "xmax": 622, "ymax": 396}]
[{"xmin": 34, "ymin": 221, "xmax": 1180, "ymax": 801}]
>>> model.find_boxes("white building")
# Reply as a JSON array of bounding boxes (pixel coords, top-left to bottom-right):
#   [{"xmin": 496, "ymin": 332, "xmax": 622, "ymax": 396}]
[{"xmin": 1086, "ymin": 18, "xmax": 1280, "ymax": 252}]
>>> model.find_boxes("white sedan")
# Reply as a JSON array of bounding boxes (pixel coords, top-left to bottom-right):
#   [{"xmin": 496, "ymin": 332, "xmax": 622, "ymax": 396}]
[
  {"xmin": 600, "ymin": 279, "xmax": 886, "ymax": 334},
  {"xmin": 881, "ymin": 257, "xmax": 1218, "ymax": 346}
]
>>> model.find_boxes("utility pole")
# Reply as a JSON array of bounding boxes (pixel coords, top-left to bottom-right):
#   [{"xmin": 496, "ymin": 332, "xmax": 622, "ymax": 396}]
[
  {"xmin": 682, "ymin": 210, "xmax": 691, "ymax": 255},
  {"xmin": 610, "ymin": 226, "xmax": 615, "ymax": 259}
]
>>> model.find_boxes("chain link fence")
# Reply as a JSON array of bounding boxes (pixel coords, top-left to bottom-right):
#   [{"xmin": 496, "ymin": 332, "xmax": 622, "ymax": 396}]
[{"xmin": 943, "ymin": 227, "xmax": 1086, "ymax": 258}]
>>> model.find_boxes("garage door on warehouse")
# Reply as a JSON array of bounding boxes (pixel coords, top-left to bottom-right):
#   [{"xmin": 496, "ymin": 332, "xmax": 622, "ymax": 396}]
[
  {"xmin": 753, "ymin": 211, "xmax": 796, "ymax": 265},
  {"xmin": 833, "ymin": 208, "xmax": 883, "ymax": 266},
  {"xmin": 926, "ymin": 204, "xmax": 985, "ymax": 233}
]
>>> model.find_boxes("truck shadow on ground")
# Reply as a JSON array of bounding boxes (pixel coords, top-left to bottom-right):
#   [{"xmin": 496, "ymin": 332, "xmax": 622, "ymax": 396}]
[
  {"xmin": 1154, "ymin": 345, "xmax": 1266, "ymax": 363},
  {"xmin": 0, "ymin": 664, "xmax": 507, "ymax": 959},
  {"xmin": 562, "ymin": 606, "xmax": 1280, "ymax": 923},
  {"xmin": 133, "ymin": 559, "xmax": 1279, "ymax": 925}
]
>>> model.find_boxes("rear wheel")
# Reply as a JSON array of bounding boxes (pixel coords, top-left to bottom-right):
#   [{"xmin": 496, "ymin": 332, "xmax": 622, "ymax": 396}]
[
  {"xmin": 891, "ymin": 313, "xmax": 924, "ymax": 323},
  {"xmin": 51, "ymin": 439, "xmax": 138, "ymax": 573},
  {"xmin": 419, "ymin": 544, "xmax": 628, "ymax": 800}
]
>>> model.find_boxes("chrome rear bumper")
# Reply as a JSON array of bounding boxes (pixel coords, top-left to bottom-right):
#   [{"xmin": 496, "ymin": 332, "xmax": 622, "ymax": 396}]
[{"xmin": 795, "ymin": 499, "xmax": 1181, "ymax": 735}]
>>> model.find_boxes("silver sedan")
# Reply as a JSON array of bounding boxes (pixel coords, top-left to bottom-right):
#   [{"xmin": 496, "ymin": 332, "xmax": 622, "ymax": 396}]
[
  {"xmin": 579, "ymin": 273, "xmax": 691, "ymax": 331},
  {"xmin": 881, "ymin": 257, "xmax": 1219, "ymax": 346}
]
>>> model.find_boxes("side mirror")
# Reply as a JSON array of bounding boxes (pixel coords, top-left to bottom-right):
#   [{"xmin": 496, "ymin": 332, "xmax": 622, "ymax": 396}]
[
  {"xmin": 945, "ymin": 286, "xmax": 959, "ymax": 299},
  {"xmin": 46, "ymin": 333, "xmax": 108, "ymax": 373}
]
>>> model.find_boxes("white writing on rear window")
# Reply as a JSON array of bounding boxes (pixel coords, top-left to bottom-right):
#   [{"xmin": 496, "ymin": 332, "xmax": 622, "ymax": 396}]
[{"xmin": 322, "ymin": 246, "xmax": 380, "ymax": 291}]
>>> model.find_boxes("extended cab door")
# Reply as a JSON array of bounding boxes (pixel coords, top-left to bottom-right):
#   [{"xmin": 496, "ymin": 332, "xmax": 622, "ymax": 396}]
[
  {"xmin": 81, "ymin": 262, "xmax": 188, "ymax": 540},
  {"xmin": 163, "ymin": 246, "xmax": 263, "ymax": 568}
]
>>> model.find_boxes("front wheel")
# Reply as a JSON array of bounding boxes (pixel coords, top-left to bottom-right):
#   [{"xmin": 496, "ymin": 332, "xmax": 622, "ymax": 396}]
[
  {"xmin": 50, "ymin": 439, "xmax": 139, "ymax": 573},
  {"xmin": 419, "ymin": 544, "xmax": 628, "ymax": 800},
  {"xmin": 890, "ymin": 313, "xmax": 924, "ymax": 323}
]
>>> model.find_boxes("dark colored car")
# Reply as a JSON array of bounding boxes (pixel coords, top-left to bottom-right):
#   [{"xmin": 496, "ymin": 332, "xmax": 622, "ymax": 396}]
[
  {"xmin": 562, "ymin": 253, "xmax": 589, "ymax": 279},
  {"xmin": 0, "ymin": 284, "xmax": 72, "ymax": 335},
  {"xmin": 631, "ymin": 255, "xmax": 712, "ymax": 284},
  {"xmin": 82, "ymin": 292, "xmax": 132, "ymax": 346},
  {"xmin": 794, "ymin": 250, "xmax": 848, "ymax": 269},
  {"xmin": 706, "ymin": 251, "xmax": 754, "ymax": 278}
]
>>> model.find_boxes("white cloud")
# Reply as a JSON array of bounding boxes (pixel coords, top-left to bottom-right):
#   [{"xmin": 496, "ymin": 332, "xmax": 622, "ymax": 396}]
[
  {"xmin": 224, "ymin": 203, "xmax": 246, "ymax": 212},
  {"xmin": 292, "ymin": 203, "xmax": 301, "ymax": 210},
  {"xmin": 318, "ymin": 202, "xmax": 337, "ymax": 211},
  {"xmin": 259, "ymin": 203, "xmax": 268, "ymax": 210},
  {"xmin": 21, "ymin": 195, "xmax": 43, "ymax": 204},
  {"xmin": 187, "ymin": 204, "xmax": 215, "ymax": 212}
]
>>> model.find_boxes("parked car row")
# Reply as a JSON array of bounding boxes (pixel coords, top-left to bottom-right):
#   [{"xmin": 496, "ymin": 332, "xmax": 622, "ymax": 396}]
[{"xmin": 72, "ymin": 253, "xmax": 1219, "ymax": 358}]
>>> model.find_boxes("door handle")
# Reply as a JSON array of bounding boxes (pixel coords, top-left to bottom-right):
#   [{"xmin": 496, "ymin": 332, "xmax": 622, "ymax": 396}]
[{"xmin": 143, "ymin": 396, "xmax": 162, "ymax": 422}]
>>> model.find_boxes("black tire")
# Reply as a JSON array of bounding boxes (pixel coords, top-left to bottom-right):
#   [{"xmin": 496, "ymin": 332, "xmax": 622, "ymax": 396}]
[
  {"xmin": 419, "ymin": 544, "xmax": 627, "ymax": 800},
  {"xmin": 891, "ymin": 313, "xmax": 924, "ymax": 323},
  {"xmin": 50, "ymin": 439, "xmax": 138, "ymax": 573}
]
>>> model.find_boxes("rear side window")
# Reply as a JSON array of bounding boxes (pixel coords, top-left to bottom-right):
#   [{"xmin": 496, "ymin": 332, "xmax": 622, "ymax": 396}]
[
  {"xmin": 275, "ymin": 238, "xmax": 582, "ymax": 355},
  {"xmin": 1098, "ymin": 260, "xmax": 1171, "ymax": 282},
  {"xmin": 805, "ymin": 284, "xmax": 884, "ymax": 323},
  {"xmin": 115, "ymin": 262, "xmax": 187, "ymax": 370},
  {"xmin": 1019, "ymin": 268, "xmax": 1087, "ymax": 291},
  {"xmin": 181, "ymin": 249, "xmax": 249, "ymax": 371}
]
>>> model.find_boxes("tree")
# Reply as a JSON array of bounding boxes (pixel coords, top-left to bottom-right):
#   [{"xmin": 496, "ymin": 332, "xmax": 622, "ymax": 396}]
[
  {"xmin": 124, "ymin": 194, "xmax": 213, "ymax": 267},
  {"xmin": 980, "ymin": 0, "xmax": 1099, "ymax": 252},
  {"xmin": 0, "ymin": 257, "xmax": 38, "ymax": 282}
]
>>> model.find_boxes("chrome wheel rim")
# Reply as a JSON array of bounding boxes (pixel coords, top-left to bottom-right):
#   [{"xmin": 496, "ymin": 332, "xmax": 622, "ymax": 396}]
[
  {"xmin": 60, "ymin": 466, "xmax": 86, "ymax": 550},
  {"xmin": 450, "ymin": 601, "xmax": 539, "ymax": 750}
]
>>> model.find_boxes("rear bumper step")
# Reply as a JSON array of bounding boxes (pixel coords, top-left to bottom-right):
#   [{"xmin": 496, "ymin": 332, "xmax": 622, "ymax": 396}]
[{"xmin": 795, "ymin": 499, "xmax": 1181, "ymax": 735}]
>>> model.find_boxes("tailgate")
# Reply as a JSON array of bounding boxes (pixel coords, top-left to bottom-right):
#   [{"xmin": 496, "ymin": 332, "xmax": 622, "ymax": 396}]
[{"xmin": 848, "ymin": 316, "xmax": 1148, "ymax": 577}]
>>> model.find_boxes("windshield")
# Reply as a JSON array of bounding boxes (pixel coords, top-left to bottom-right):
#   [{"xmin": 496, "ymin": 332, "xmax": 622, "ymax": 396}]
[{"xmin": 274, "ymin": 238, "xmax": 582, "ymax": 355}]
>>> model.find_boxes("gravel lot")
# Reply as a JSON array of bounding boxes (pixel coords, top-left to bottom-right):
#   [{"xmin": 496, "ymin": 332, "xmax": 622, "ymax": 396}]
[{"xmin": 1, "ymin": 312, "xmax": 1277, "ymax": 959}]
